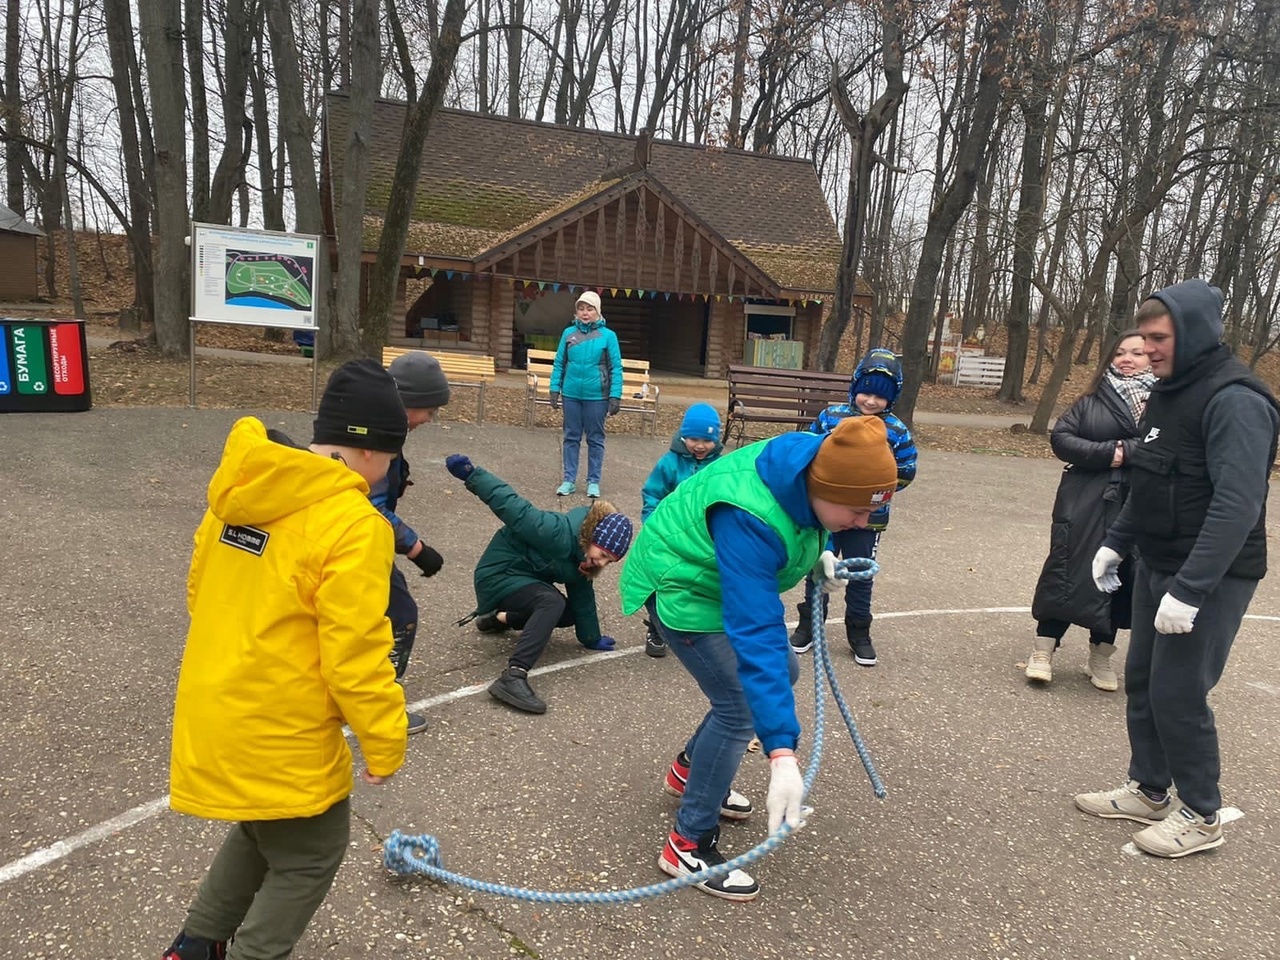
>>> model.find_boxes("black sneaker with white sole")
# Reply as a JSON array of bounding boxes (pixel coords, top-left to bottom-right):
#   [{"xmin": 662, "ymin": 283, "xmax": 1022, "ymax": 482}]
[
  {"xmin": 657, "ymin": 827, "xmax": 759, "ymax": 901},
  {"xmin": 851, "ymin": 638, "xmax": 878, "ymax": 666},
  {"xmin": 644, "ymin": 619, "xmax": 667, "ymax": 658}
]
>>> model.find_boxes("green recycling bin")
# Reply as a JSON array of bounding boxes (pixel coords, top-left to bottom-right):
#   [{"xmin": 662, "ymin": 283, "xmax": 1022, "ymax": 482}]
[{"xmin": 0, "ymin": 318, "xmax": 92, "ymax": 413}]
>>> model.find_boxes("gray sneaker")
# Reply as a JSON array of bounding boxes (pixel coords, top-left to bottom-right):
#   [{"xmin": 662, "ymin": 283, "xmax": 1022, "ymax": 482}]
[
  {"xmin": 1074, "ymin": 780, "xmax": 1173, "ymax": 824},
  {"xmin": 1132, "ymin": 803, "xmax": 1224, "ymax": 858}
]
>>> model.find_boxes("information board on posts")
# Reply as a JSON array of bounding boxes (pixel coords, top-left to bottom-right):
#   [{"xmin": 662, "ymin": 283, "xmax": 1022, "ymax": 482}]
[{"xmin": 191, "ymin": 223, "xmax": 320, "ymax": 331}]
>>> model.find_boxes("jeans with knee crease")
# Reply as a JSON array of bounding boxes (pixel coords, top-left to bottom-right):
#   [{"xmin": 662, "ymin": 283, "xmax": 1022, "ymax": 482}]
[{"xmin": 648, "ymin": 600, "xmax": 799, "ymax": 841}]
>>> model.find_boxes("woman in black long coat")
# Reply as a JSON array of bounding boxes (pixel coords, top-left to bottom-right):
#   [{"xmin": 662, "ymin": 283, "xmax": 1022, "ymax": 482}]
[{"xmin": 1028, "ymin": 329, "xmax": 1155, "ymax": 690}]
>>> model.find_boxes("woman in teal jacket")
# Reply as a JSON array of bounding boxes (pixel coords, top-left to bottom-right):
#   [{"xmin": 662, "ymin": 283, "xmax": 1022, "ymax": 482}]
[
  {"xmin": 549, "ymin": 291, "xmax": 623, "ymax": 500},
  {"xmin": 444, "ymin": 454, "xmax": 633, "ymax": 715}
]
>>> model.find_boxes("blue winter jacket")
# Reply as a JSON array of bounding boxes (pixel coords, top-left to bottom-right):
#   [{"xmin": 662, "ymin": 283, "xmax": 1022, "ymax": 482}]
[
  {"xmin": 706, "ymin": 431, "xmax": 825, "ymax": 752},
  {"xmin": 640, "ymin": 431, "xmax": 725, "ymax": 522},
  {"xmin": 368, "ymin": 454, "xmax": 420, "ymax": 554},
  {"xmin": 810, "ymin": 349, "xmax": 917, "ymax": 530},
  {"xmin": 549, "ymin": 317, "xmax": 623, "ymax": 401}
]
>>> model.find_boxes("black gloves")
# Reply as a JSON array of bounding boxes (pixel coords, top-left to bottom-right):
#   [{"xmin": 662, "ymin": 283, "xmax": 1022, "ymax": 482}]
[
  {"xmin": 607, "ymin": 397, "xmax": 621, "ymax": 416},
  {"xmin": 410, "ymin": 544, "xmax": 443, "ymax": 578},
  {"xmin": 550, "ymin": 391, "xmax": 561, "ymax": 410}
]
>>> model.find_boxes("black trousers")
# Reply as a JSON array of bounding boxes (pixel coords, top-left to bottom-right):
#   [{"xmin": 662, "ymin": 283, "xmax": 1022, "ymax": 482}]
[
  {"xmin": 386, "ymin": 565, "xmax": 418, "ymax": 679},
  {"xmin": 1036, "ymin": 618, "xmax": 1115, "ymax": 647},
  {"xmin": 1126, "ymin": 561, "xmax": 1256, "ymax": 816},
  {"xmin": 498, "ymin": 581, "xmax": 577, "ymax": 671}
]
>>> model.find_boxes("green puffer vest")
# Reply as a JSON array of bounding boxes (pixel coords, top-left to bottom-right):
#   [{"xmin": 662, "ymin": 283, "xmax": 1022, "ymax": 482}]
[{"xmin": 620, "ymin": 441, "xmax": 824, "ymax": 632}]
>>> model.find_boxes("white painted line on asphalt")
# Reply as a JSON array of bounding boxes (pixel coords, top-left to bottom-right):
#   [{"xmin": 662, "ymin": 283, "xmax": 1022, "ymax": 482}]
[
  {"xmin": 0, "ymin": 796, "xmax": 170, "ymax": 886},
  {"xmin": 2, "ymin": 606, "xmax": 1275, "ymax": 888},
  {"xmin": 0, "ymin": 649, "xmax": 637, "ymax": 890},
  {"xmin": 1245, "ymin": 681, "xmax": 1280, "ymax": 696},
  {"xmin": 1120, "ymin": 807, "xmax": 1244, "ymax": 857}
]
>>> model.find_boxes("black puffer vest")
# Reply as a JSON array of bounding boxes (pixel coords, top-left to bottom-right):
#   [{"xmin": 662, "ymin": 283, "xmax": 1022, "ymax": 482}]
[{"xmin": 1128, "ymin": 346, "xmax": 1277, "ymax": 579}]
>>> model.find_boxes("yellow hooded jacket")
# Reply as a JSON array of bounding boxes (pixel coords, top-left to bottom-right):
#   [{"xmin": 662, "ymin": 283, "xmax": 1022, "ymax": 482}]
[{"xmin": 170, "ymin": 417, "xmax": 407, "ymax": 821}]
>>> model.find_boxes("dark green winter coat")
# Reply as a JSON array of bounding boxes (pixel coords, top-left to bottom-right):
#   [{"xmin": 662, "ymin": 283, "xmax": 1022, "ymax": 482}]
[{"xmin": 465, "ymin": 467, "xmax": 603, "ymax": 644}]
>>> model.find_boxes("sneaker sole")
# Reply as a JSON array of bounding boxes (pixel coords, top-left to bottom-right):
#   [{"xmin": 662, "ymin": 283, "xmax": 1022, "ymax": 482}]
[
  {"xmin": 1073, "ymin": 797, "xmax": 1171, "ymax": 825},
  {"xmin": 1025, "ymin": 670, "xmax": 1052, "ymax": 682},
  {"xmin": 790, "ymin": 640, "xmax": 814, "ymax": 654},
  {"xmin": 1132, "ymin": 831, "xmax": 1225, "ymax": 858},
  {"xmin": 1087, "ymin": 670, "xmax": 1119, "ymax": 691},
  {"xmin": 645, "ymin": 645, "xmax": 668, "ymax": 658},
  {"xmin": 488, "ymin": 685, "xmax": 547, "ymax": 715},
  {"xmin": 656, "ymin": 853, "xmax": 759, "ymax": 902},
  {"xmin": 854, "ymin": 654, "xmax": 878, "ymax": 666}
]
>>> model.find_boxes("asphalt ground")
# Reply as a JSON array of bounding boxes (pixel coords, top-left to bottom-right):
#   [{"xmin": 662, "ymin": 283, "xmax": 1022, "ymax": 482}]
[{"xmin": 1, "ymin": 408, "xmax": 1278, "ymax": 960}]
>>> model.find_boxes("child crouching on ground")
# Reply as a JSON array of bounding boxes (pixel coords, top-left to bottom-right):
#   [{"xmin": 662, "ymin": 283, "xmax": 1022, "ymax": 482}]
[
  {"xmin": 790, "ymin": 347, "xmax": 917, "ymax": 665},
  {"xmin": 639, "ymin": 402, "xmax": 724, "ymax": 657}
]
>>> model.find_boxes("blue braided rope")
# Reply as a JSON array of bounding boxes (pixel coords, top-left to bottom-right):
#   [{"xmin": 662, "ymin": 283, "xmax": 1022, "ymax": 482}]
[
  {"xmin": 383, "ymin": 556, "xmax": 884, "ymax": 903},
  {"xmin": 812, "ymin": 559, "xmax": 886, "ymax": 798}
]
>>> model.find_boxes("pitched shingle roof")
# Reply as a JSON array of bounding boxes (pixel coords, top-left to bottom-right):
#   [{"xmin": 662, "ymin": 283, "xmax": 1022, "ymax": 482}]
[
  {"xmin": 0, "ymin": 203, "xmax": 44, "ymax": 237},
  {"xmin": 324, "ymin": 94, "xmax": 841, "ymax": 292}
]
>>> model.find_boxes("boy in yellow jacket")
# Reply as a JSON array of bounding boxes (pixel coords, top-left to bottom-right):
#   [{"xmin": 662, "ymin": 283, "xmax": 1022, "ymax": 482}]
[{"xmin": 163, "ymin": 359, "xmax": 410, "ymax": 960}]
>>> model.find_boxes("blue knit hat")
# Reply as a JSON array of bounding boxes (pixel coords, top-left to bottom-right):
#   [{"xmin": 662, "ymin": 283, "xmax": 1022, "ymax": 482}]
[
  {"xmin": 853, "ymin": 372, "xmax": 899, "ymax": 404},
  {"xmin": 680, "ymin": 403, "xmax": 721, "ymax": 442},
  {"xmin": 591, "ymin": 513, "xmax": 634, "ymax": 559}
]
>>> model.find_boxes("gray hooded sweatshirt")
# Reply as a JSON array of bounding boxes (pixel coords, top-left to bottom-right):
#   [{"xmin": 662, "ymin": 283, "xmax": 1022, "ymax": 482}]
[{"xmin": 1102, "ymin": 279, "xmax": 1279, "ymax": 605}]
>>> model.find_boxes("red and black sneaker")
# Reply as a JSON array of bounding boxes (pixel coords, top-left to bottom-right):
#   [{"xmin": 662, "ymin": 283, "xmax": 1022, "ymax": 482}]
[
  {"xmin": 162, "ymin": 931, "xmax": 227, "ymax": 960},
  {"xmin": 657, "ymin": 828, "xmax": 760, "ymax": 901},
  {"xmin": 663, "ymin": 752, "xmax": 753, "ymax": 820}
]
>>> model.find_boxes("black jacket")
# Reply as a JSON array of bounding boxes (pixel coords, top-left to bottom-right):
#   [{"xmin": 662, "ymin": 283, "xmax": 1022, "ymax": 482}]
[{"xmin": 1032, "ymin": 381, "xmax": 1141, "ymax": 633}]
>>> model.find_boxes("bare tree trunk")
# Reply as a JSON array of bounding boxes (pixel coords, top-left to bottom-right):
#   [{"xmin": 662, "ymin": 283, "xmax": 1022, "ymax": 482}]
[
  {"xmin": 507, "ymin": 0, "xmax": 524, "ymax": 116},
  {"xmin": 896, "ymin": 0, "xmax": 1018, "ymax": 426},
  {"xmin": 184, "ymin": 0, "xmax": 210, "ymax": 223},
  {"xmin": 249, "ymin": 40, "xmax": 284, "ymax": 231},
  {"xmin": 3, "ymin": 0, "xmax": 22, "ymax": 212},
  {"xmin": 725, "ymin": 0, "xmax": 751, "ymax": 148},
  {"xmin": 209, "ymin": 0, "xmax": 254, "ymax": 222},
  {"xmin": 997, "ymin": 94, "xmax": 1047, "ymax": 402},
  {"xmin": 102, "ymin": 0, "xmax": 154, "ymax": 327},
  {"xmin": 138, "ymin": 0, "xmax": 190, "ymax": 356},
  {"xmin": 360, "ymin": 0, "xmax": 467, "ymax": 355},
  {"xmin": 332, "ymin": 0, "xmax": 380, "ymax": 357},
  {"xmin": 815, "ymin": 13, "xmax": 907, "ymax": 371}
]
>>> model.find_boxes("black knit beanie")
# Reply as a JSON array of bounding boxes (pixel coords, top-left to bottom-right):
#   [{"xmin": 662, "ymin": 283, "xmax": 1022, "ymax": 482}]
[{"xmin": 312, "ymin": 359, "xmax": 408, "ymax": 452}]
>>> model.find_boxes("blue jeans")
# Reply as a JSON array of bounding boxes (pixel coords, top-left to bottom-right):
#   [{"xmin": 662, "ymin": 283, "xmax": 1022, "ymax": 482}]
[
  {"xmin": 649, "ymin": 600, "xmax": 799, "ymax": 840},
  {"xmin": 562, "ymin": 398, "xmax": 607, "ymax": 485},
  {"xmin": 832, "ymin": 527, "xmax": 880, "ymax": 622}
]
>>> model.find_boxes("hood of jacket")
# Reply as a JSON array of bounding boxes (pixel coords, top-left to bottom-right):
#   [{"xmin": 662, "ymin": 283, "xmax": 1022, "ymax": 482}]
[
  {"xmin": 666, "ymin": 428, "xmax": 725, "ymax": 460},
  {"xmin": 850, "ymin": 348, "xmax": 904, "ymax": 411},
  {"xmin": 1148, "ymin": 279, "xmax": 1225, "ymax": 378},
  {"xmin": 207, "ymin": 417, "xmax": 370, "ymax": 526},
  {"xmin": 754, "ymin": 432, "xmax": 822, "ymax": 529}
]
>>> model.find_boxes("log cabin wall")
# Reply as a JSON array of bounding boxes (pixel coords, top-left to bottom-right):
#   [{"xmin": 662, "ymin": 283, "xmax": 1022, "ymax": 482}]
[{"xmin": 648, "ymin": 297, "xmax": 708, "ymax": 376}]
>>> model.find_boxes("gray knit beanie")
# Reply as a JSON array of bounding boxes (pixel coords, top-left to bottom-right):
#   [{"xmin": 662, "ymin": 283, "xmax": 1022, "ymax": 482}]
[{"xmin": 388, "ymin": 351, "xmax": 451, "ymax": 408}]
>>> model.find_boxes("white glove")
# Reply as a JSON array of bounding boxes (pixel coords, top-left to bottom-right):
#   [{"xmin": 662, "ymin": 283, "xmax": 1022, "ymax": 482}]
[
  {"xmin": 1155, "ymin": 593, "xmax": 1199, "ymax": 634},
  {"xmin": 767, "ymin": 754, "xmax": 805, "ymax": 834},
  {"xmin": 1091, "ymin": 547, "xmax": 1123, "ymax": 594},
  {"xmin": 812, "ymin": 550, "xmax": 842, "ymax": 596}
]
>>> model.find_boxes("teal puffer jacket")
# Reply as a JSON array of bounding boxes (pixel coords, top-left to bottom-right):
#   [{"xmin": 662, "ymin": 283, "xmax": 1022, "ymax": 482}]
[{"xmin": 549, "ymin": 318, "xmax": 623, "ymax": 401}]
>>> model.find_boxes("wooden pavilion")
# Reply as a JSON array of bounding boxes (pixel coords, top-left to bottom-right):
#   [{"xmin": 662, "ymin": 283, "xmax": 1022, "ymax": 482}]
[{"xmin": 322, "ymin": 94, "xmax": 860, "ymax": 377}]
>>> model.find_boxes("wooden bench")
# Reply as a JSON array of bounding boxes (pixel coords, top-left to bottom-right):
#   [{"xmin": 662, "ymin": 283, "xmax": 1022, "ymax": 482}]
[
  {"xmin": 725, "ymin": 364, "xmax": 851, "ymax": 447},
  {"xmin": 524, "ymin": 347, "xmax": 661, "ymax": 436},
  {"xmin": 954, "ymin": 354, "xmax": 1006, "ymax": 387},
  {"xmin": 381, "ymin": 347, "xmax": 497, "ymax": 423}
]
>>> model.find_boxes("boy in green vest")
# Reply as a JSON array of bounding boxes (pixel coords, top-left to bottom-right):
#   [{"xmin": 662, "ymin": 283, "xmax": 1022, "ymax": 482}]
[{"xmin": 620, "ymin": 416, "xmax": 897, "ymax": 901}]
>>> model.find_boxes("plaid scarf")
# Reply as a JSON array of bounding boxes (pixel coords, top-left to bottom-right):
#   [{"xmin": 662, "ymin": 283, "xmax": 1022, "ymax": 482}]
[{"xmin": 1105, "ymin": 366, "xmax": 1156, "ymax": 425}]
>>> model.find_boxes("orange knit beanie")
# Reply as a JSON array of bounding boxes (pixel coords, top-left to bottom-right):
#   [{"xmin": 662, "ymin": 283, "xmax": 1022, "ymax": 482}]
[{"xmin": 806, "ymin": 416, "xmax": 897, "ymax": 508}]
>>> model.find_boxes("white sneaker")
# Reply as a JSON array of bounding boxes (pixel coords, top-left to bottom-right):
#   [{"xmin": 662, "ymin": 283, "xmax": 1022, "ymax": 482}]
[
  {"xmin": 1132, "ymin": 803, "xmax": 1224, "ymax": 858},
  {"xmin": 1074, "ymin": 780, "xmax": 1173, "ymax": 824}
]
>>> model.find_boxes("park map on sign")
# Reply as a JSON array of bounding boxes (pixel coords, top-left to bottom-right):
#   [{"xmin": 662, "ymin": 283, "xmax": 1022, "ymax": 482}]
[{"xmin": 224, "ymin": 250, "xmax": 313, "ymax": 310}]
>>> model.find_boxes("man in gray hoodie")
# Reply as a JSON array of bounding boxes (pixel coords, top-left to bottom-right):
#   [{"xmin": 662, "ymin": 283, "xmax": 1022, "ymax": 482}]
[{"xmin": 1075, "ymin": 278, "xmax": 1279, "ymax": 858}]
